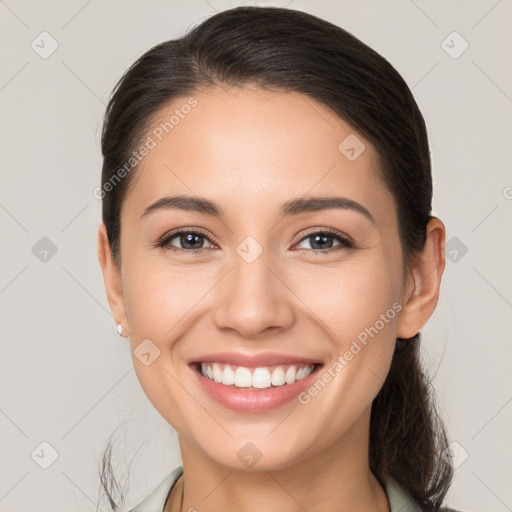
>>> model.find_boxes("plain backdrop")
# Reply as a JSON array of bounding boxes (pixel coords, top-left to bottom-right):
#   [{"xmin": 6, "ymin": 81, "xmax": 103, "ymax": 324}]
[{"xmin": 0, "ymin": 1, "xmax": 511, "ymax": 511}]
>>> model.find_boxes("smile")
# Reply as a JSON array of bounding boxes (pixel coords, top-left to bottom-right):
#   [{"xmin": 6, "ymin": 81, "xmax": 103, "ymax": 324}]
[
  {"xmin": 189, "ymin": 353, "xmax": 323, "ymax": 413},
  {"xmin": 200, "ymin": 362, "xmax": 316, "ymax": 390}
]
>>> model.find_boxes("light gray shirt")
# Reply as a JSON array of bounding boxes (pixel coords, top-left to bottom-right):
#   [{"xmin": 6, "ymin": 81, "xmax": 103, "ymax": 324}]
[{"xmin": 127, "ymin": 466, "xmax": 428, "ymax": 512}]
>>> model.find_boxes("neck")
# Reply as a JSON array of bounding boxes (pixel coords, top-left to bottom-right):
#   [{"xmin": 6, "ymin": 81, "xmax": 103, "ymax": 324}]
[{"xmin": 166, "ymin": 408, "xmax": 390, "ymax": 512}]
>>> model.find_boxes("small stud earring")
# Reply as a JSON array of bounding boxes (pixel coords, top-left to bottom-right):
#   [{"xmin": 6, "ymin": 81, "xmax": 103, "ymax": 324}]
[{"xmin": 116, "ymin": 323, "xmax": 123, "ymax": 336}]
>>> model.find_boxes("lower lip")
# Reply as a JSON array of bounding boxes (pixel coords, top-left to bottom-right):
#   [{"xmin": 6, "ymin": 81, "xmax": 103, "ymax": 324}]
[{"xmin": 191, "ymin": 364, "xmax": 322, "ymax": 413}]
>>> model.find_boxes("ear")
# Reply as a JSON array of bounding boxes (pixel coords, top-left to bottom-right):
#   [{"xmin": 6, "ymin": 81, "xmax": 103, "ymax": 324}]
[
  {"xmin": 97, "ymin": 223, "xmax": 129, "ymax": 336},
  {"xmin": 396, "ymin": 217, "xmax": 446, "ymax": 339}
]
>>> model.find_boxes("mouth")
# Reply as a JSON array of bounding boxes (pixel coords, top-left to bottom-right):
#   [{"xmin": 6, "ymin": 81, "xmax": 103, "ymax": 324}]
[
  {"xmin": 192, "ymin": 361, "xmax": 318, "ymax": 390},
  {"xmin": 188, "ymin": 356, "xmax": 323, "ymax": 413}
]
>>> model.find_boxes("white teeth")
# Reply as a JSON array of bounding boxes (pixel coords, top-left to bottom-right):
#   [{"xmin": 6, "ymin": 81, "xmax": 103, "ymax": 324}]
[
  {"xmin": 200, "ymin": 363, "xmax": 315, "ymax": 389},
  {"xmin": 212, "ymin": 363, "xmax": 223, "ymax": 383},
  {"xmin": 297, "ymin": 367, "xmax": 306, "ymax": 380},
  {"xmin": 252, "ymin": 368, "xmax": 272, "ymax": 389},
  {"xmin": 222, "ymin": 364, "xmax": 235, "ymax": 385},
  {"xmin": 234, "ymin": 367, "xmax": 252, "ymax": 387},
  {"xmin": 285, "ymin": 366, "xmax": 296, "ymax": 384},
  {"xmin": 271, "ymin": 366, "xmax": 286, "ymax": 386}
]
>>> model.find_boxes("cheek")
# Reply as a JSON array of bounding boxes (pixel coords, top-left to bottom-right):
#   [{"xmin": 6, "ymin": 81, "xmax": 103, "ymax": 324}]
[
  {"xmin": 288, "ymin": 256, "xmax": 402, "ymax": 408},
  {"xmin": 258, "ymin": 258, "xmax": 402, "ymax": 448},
  {"xmin": 122, "ymin": 259, "xmax": 208, "ymax": 340},
  {"xmin": 288, "ymin": 256, "xmax": 403, "ymax": 347},
  {"xmin": 122, "ymin": 262, "xmax": 213, "ymax": 432}
]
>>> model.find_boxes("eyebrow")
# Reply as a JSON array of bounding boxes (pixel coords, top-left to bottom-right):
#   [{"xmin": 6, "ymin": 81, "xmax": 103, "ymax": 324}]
[{"xmin": 141, "ymin": 194, "xmax": 375, "ymax": 224}]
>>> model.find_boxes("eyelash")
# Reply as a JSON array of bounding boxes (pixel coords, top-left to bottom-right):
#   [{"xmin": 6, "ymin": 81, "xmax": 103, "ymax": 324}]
[{"xmin": 155, "ymin": 227, "xmax": 354, "ymax": 255}]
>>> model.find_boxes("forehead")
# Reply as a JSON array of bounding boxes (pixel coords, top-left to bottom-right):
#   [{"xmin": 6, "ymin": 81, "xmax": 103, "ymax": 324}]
[{"xmin": 123, "ymin": 87, "xmax": 395, "ymax": 225}]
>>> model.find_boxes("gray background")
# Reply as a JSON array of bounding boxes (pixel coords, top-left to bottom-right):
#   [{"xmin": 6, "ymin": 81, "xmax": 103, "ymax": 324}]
[{"xmin": 1, "ymin": 1, "xmax": 511, "ymax": 511}]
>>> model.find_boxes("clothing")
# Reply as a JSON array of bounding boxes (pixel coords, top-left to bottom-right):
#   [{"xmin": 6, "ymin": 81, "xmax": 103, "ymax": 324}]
[{"xmin": 127, "ymin": 465, "xmax": 457, "ymax": 512}]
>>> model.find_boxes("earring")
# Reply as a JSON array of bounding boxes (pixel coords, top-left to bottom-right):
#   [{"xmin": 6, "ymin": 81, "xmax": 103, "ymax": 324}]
[{"xmin": 116, "ymin": 323, "xmax": 123, "ymax": 336}]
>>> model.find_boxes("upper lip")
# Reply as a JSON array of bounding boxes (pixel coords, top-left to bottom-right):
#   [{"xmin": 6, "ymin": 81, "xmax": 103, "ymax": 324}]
[{"xmin": 188, "ymin": 352, "xmax": 322, "ymax": 368}]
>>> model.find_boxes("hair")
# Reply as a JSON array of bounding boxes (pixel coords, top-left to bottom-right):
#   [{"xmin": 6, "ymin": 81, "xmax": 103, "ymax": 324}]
[{"xmin": 99, "ymin": 6, "xmax": 453, "ymax": 511}]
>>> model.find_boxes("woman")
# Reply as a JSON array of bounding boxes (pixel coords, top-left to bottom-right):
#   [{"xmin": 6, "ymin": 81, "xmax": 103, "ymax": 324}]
[{"xmin": 97, "ymin": 6, "xmax": 459, "ymax": 511}]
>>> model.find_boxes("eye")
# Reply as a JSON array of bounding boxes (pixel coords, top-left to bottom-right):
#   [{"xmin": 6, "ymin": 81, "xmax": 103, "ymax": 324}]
[
  {"xmin": 293, "ymin": 229, "xmax": 353, "ymax": 254},
  {"xmin": 155, "ymin": 227, "xmax": 353, "ymax": 255},
  {"xmin": 156, "ymin": 229, "xmax": 216, "ymax": 253}
]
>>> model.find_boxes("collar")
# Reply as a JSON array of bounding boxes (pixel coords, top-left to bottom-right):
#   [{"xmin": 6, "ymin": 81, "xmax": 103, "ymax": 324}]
[{"xmin": 127, "ymin": 466, "xmax": 422, "ymax": 512}]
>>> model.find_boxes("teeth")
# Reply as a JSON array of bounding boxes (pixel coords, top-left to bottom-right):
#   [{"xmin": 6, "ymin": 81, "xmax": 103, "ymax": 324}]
[
  {"xmin": 234, "ymin": 367, "xmax": 252, "ymax": 387},
  {"xmin": 200, "ymin": 363, "xmax": 315, "ymax": 389},
  {"xmin": 212, "ymin": 363, "xmax": 223, "ymax": 383},
  {"xmin": 222, "ymin": 364, "xmax": 235, "ymax": 385},
  {"xmin": 271, "ymin": 367, "xmax": 286, "ymax": 386},
  {"xmin": 285, "ymin": 366, "xmax": 296, "ymax": 384},
  {"xmin": 252, "ymin": 367, "xmax": 271, "ymax": 389}
]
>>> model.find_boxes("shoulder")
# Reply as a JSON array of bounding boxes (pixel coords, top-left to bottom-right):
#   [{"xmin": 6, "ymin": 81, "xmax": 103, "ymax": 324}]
[
  {"xmin": 127, "ymin": 466, "xmax": 184, "ymax": 512},
  {"xmin": 385, "ymin": 478, "xmax": 462, "ymax": 512}
]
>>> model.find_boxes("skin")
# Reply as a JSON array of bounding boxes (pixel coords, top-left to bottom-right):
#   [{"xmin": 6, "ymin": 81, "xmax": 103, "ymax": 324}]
[{"xmin": 98, "ymin": 86, "xmax": 445, "ymax": 512}]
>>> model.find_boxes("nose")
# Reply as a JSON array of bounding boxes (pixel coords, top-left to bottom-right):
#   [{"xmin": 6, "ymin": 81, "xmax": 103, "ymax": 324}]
[{"xmin": 212, "ymin": 248, "xmax": 295, "ymax": 339}]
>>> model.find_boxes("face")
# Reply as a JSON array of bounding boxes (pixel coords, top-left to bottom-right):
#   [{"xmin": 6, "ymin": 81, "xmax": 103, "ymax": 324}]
[{"xmin": 101, "ymin": 86, "xmax": 425, "ymax": 471}]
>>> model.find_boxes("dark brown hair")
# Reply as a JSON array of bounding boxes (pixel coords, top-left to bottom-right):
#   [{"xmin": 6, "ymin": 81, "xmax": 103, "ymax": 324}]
[{"xmin": 99, "ymin": 6, "xmax": 453, "ymax": 511}]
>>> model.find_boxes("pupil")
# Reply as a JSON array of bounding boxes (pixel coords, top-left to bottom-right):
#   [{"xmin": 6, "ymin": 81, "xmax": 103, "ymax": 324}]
[
  {"xmin": 182, "ymin": 233, "xmax": 202, "ymax": 249},
  {"xmin": 311, "ymin": 234, "xmax": 332, "ymax": 250}
]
